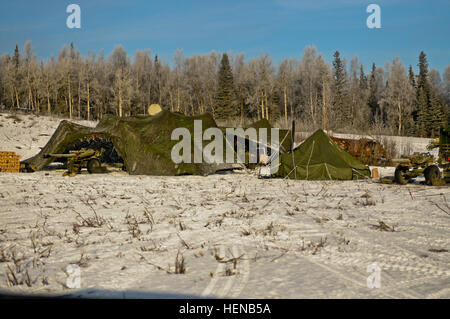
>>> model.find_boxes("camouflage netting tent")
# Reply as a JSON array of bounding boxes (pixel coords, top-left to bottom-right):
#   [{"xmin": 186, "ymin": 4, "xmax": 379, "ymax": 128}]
[
  {"xmin": 23, "ymin": 110, "xmax": 242, "ymax": 175},
  {"xmin": 274, "ymin": 129, "xmax": 371, "ymax": 180}
]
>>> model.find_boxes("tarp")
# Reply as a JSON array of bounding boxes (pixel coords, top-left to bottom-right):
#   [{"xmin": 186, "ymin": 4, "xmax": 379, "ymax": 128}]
[
  {"xmin": 274, "ymin": 129, "xmax": 371, "ymax": 180},
  {"xmin": 218, "ymin": 119, "xmax": 292, "ymax": 153},
  {"xmin": 23, "ymin": 110, "xmax": 242, "ymax": 175},
  {"xmin": 214, "ymin": 119, "xmax": 292, "ymax": 168}
]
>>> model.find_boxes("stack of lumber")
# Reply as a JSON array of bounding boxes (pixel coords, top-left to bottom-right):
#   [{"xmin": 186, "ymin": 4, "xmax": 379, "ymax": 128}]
[{"xmin": 0, "ymin": 151, "xmax": 20, "ymax": 173}]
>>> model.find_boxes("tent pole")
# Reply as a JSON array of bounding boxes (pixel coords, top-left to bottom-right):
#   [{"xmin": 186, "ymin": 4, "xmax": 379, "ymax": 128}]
[{"xmin": 291, "ymin": 120, "xmax": 296, "ymax": 179}]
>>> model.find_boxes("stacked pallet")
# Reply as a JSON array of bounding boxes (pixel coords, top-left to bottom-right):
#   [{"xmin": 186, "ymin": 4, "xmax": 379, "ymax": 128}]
[{"xmin": 0, "ymin": 151, "xmax": 20, "ymax": 173}]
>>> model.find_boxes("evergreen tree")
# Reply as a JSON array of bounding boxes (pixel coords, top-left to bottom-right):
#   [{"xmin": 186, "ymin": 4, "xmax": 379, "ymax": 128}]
[
  {"xmin": 13, "ymin": 44, "xmax": 20, "ymax": 70},
  {"xmin": 270, "ymin": 90, "xmax": 281, "ymax": 121},
  {"xmin": 415, "ymin": 51, "xmax": 445, "ymax": 137},
  {"xmin": 214, "ymin": 53, "xmax": 237, "ymax": 120},
  {"xmin": 416, "ymin": 87, "xmax": 428, "ymax": 137},
  {"xmin": 154, "ymin": 54, "xmax": 161, "ymax": 105},
  {"xmin": 417, "ymin": 51, "xmax": 428, "ymax": 91},
  {"xmin": 359, "ymin": 64, "xmax": 368, "ymax": 91},
  {"xmin": 70, "ymin": 42, "xmax": 76, "ymax": 60},
  {"xmin": 408, "ymin": 65, "xmax": 416, "ymax": 89},
  {"xmin": 429, "ymin": 94, "xmax": 445, "ymax": 137},
  {"xmin": 12, "ymin": 44, "xmax": 21, "ymax": 109},
  {"xmin": 332, "ymin": 51, "xmax": 349, "ymax": 127},
  {"xmin": 407, "ymin": 64, "xmax": 419, "ymax": 135},
  {"xmin": 367, "ymin": 63, "xmax": 379, "ymax": 124}
]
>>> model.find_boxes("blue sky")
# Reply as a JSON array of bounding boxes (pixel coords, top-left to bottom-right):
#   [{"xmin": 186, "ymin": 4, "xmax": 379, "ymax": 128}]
[{"xmin": 0, "ymin": 0, "xmax": 449, "ymax": 73}]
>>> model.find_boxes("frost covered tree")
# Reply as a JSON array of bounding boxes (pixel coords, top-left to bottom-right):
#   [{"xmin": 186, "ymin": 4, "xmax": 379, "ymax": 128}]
[
  {"xmin": 299, "ymin": 46, "xmax": 320, "ymax": 126},
  {"xmin": 0, "ymin": 43, "xmax": 449, "ymax": 135},
  {"xmin": 108, "ymin": 46, "xmax": 132, "ymax": 117},
  {"xmin": 380, "ymin": 58, "xmax": 415, "ymax": 135},
  {"xmin": 254, "ymin": 53, "xmax": 274, "ymax": 121},
  {"xmin": 277, "ymin": 58, "xmax": 296, "ymax": 126}
]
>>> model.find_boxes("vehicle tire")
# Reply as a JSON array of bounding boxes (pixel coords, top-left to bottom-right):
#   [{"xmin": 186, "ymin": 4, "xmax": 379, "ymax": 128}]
[
  {"xmin": 87, "ymin": 158, "xmax": 101, "ymax": 174},
  {"xmin": 394, "ymin": 165, "xmax": 409, "ymax": 185},
  {"xmin": 424, "ymin": 165, "xmax": 441, "ymax": 186}
]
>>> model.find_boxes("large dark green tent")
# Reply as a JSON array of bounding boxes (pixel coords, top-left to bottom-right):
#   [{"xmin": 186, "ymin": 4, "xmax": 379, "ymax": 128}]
[
  {"xmin": 23, "ymin": 110, "xmax": 242, "ymax": 175},
  {"xmin": 274, "ymin": 129, "xmax": 371, "ymax": 180}
]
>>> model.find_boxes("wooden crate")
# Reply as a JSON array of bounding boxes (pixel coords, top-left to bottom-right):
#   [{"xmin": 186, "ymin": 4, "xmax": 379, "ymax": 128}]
[{"xmin": 0, "ymin": 151, "xmax": 20, "ymax": 173}]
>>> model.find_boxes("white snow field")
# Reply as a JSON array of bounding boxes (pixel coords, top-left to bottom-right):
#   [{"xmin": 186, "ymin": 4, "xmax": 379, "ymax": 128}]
[{"xmin": 0, "ymin": 113, "xmax": 448, "ymax": 299}]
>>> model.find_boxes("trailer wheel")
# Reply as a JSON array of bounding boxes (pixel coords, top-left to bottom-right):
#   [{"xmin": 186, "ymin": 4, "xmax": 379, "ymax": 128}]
[
  {"xmin": 87, "ymin": 158, "xmax": 101, "ymax": 174},
  {"xmin": 424, "ymin": 165, "xmax": 441, "ymax": 186},
  {"xmin": 394, "ymin": 166, "xmax": 409, "ymax": 185}
]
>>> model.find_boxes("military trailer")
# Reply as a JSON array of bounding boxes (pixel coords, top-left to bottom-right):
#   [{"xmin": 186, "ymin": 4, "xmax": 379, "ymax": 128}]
[
  {"xmin": 437, "ymin": 126, "xmax": 450, "ymax": 183},
  {"xmin": 394, "ymin": 127, "xmax": 450, "ymax": 186},
  {"xmin": 43, "ymin": 148, "xmax": 106, "ymax": 176}
]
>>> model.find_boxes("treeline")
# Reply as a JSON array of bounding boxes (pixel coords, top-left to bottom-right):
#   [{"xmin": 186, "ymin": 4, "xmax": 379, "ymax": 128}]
[{"xmin": 0, "ymin": 41, "xmax": 449, "ymax": 137}]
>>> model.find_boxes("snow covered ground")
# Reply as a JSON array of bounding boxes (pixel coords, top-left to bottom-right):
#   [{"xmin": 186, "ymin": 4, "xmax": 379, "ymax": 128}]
[
  {"xmin": 0, "ymin": 113, "xmax": 449, "ymax": 299},
  {"xmin": 0, "ymin": 112, "xmax": 97, "ymax": 161}
]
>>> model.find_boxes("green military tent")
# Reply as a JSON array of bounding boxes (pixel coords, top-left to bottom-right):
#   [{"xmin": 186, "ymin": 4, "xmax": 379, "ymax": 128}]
[
  {"xmin": 23, "ymin": 110, "xmax": 242, "ymax": 176},
  {"xmin": 274, "ymin": 129, "xmax": 371, "ymax": 180}
]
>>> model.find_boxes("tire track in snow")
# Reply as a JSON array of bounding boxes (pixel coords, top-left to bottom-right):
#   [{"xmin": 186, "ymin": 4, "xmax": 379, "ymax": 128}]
[
  {"xmin": 228, "ymin": 246, "xmax": 250, "ymax": 298},
  {"xmin": 299, "ymin": 203, "xmax": 449, "ymax": 298},
  {"xmin": 201, "ymin": 245, "xmax": 225, "ymax": 297},
  {"xmin": 201, "ymin": 245, "xmax": 250, "ymax": 298}
]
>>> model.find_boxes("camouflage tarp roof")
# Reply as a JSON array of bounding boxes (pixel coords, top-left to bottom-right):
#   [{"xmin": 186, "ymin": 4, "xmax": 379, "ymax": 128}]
[{"xmin": 23, "ymin": 110, "xmax": 242, "ymax": 175}]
